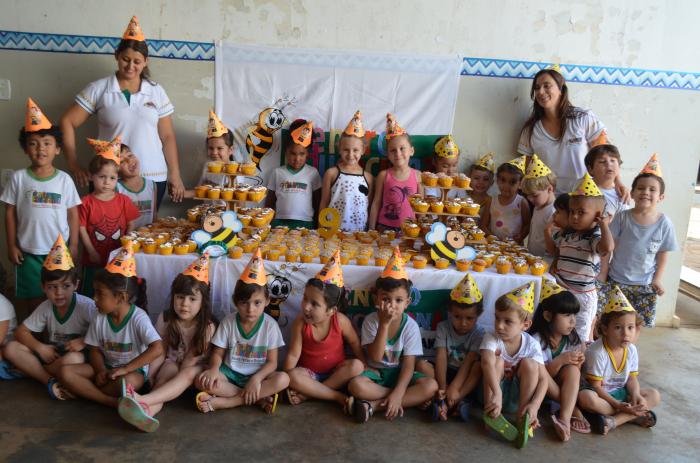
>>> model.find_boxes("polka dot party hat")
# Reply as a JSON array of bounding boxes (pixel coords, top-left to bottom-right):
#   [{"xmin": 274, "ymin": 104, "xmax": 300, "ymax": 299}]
[
  {"xmin": 450, "ymin": 273, "xmax": 482, "ymax": 304},
  {"xmin": 524, "ymin": 154, "xmax": 553, "ymax": 179},
  {"xmin": 507, "ymin": 155, "xmax": 527, "ymax": 174},
  {"xmin": 569, "ymin": 172, "xmax": 602, "ymax": 197},
  {"xmin": 504, "ymin": 281, "xmax": 535, "ymax": 314},
  {"xmin": 604, "ymin": 285, "xmax": 636, "ymax": 314},
  {"xmin": 435, "ymin": 135, "xmax": 459, "ymax": 159},
  {"xmin": 475, "ymin": 152, "xmax": 496, "ymax": 173},
  {"xmin": 539, "ymin": 277, "xmax": 564, "ymax": 302}
]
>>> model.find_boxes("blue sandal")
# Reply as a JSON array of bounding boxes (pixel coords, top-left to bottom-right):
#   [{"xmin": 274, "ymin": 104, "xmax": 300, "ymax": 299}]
[{"xmin": 0, "ymin": 360, "xmax": 24, "ymax": 380}]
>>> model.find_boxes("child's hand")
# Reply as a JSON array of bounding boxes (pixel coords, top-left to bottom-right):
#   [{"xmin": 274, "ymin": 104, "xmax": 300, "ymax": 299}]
[
  {"xmin": 630, "ymin": 393, "xmax": 648, "ymax": 411},
  {"xmin": 198, "ymin": 368, "xmax": 219, "ymax": 391},
  {"xmin": 377, "ymin": 302, "xmax": 398, "ymax": 325},
  {"xmin": 616, "ymin": 182, "xmax": 631, "ymax": 205},
  {"xmin": 595, "ymin": 211, "xmax": 612, "ymax": 227},
  {"xmin": 95, "ymin": 370, "xmax": 109, "ymax": 387},
  {"xmin": 445, "ymin": 386, "xmax": 460, "ymax": 408},
  {"xmin": 560, "ymin": 350, "xmax": 584, "ymax": 366},
  {"xmin": 382, "ymin": 390, "xmax": 404, "ymax": 420},
  {"xmin": 652, "ymin": 278, "xmax": 665, "ymax": 296},
  {"xmin": 484, "ymin": 390, "xmax": 502, "ymax": 418},
  {"xmin": 88, "ymin": 249, "xmax": 101, "ymax": 264},
  {"xmin": 521, "ymin": 402, "xmax": 541, "ymax": 429},
  {"xmin": 8, "ymin": 245, "xmax": 23, "ymax": 265},
  {"xmin": 109, "ymin": 367, "xmax": 130, "ymax": 380},
  {"xmin": 242, "ymin": 378, "xmax": 261, "ymax": 405},
  {"xmin": 64, "ymin": 338, "xmax": 86, "ymax": 353},
  {"xmin": 37, "ymin": 344, "xmax": 59, "ymax": 364}
]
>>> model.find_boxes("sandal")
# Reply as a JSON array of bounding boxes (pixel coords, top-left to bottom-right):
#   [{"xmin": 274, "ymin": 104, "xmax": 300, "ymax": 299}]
[
  {"xmin": 118, "ymin": 379, "xmax": 159, "ymax": 432},
  {"xmin": 286, "ymin": 388, "xmax": 307, "ymax": 406},
  {"xmin": 457, "ymin": 400, "xmax": 471, "ymax": 422},
  {"xmin": 570, "ymin": 415, "xmax": 591, "ymax": 434},
  {"xmin": 47, "ymin": 377, "xmax": 73, "ymax": 401},
  {"xmin": 551, "ymin": 414, "xmax": 571, "ymax": 442},
  {"xmin": 195, "ymin": 391, "xmax": 216, "ymax": 413},
  {"xmin": 343, "ymin": 396, "xmax": 355, "ymax": 416},
  {"xmin": 431, "ymin": 398, "xmax": 448, "ymax": 422},
  {"xmin": 516, "ymin": 412, "xmax": 531, "ymax": 449},
  {"xmin": 354, "ymin": 399, "xmax": 373, "ymax": 424},
  {"xmin": 0, "ymin": 360, "xmax": 24, "ymax": 380},
  {"xmin": 586, "ymin": 412, "xmax": 616, "ymax": 435},
  {"xmin": 632, "ymin": 410, "xmax": 657, "ymax": 428},
  {"xmin": 258, "ymin": 393, "xmax": 279, "ymax": 415},
  {"xmin": 483, "ymin": 413, "xmax": 518, "ymax": 442}
]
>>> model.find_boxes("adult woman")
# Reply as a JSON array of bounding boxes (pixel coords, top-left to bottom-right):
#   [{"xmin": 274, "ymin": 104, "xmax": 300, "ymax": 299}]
[
  {"xmin": 60, "ymin": 17, "xmax": 185, "ymax": 205},
  {"xmin": 517, "ymin": 68, "xmax": 628, "ymax": 199}
]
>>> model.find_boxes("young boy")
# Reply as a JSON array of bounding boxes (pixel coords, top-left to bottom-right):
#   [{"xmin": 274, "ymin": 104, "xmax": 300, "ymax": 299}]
[
  {"xmin": 604, "ymin": 155, "xmax": 678, "ymax": 327},
  {"xmin": 116, "ymin": 144, "xmax": 157, "ymax": 228},
  {"xmin": 522, "ymin": 155, "xmax": 557, "ymax": 257},
  {"xmin": 432, "ymin": 273, "xmax": 485, "ymax": 421},
  {"xmin": 480, "ymin": 282, "xmax": 548, "ymax": 446},
  {"xmin": 1, "ymin": 99, "xmax": 81, "ymax": 313},
  {"xmin": 424, "ymin": 135, "xmax": 468, "ymax": 199},
  {"xmin": 584, "ymin": 144, "xmax": 628, "ymax": 218},
  {"xmin": 554, "ymin": 173, "xmax": 614, "ymax": 341},
  {"xmin": 348, "ymin": 248, "xmax": 438, "ymax": 422},
  {"xmin": 468, "ymin": 153, "xmax": 496, "ymax": 214},
  {"xmin": 2, "ymin": 235, "xmax": 95, "ymax": 399}
]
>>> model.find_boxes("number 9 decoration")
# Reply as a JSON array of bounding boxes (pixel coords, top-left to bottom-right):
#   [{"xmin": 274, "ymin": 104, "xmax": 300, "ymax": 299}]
[{"xmin": 318, "ymin": 207, "xmax": 340, "ymax": 239}]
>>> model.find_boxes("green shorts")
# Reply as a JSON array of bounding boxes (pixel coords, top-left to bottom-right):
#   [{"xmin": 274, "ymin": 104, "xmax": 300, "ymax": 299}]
[
  {"xmin": 360, "ymin": 367, "xmax": 426, "ymax": 388},
  {"xmin": 477, "ymin": 376, "xmax": 521, "ymax": 415},
  {"xmin": 220, "ymin": 364, "xmax": 250, "ymax": 388},
  {"xmin": 15, "ymin": 252, "xmax": 47, "ymax": 299},
  {"xmin": 270, "ymin": 219, "xmax": 314, "ymax": 230},
  {"xmin": 582, "ymin": 385, "xmax": 628, "ymax": 402}
]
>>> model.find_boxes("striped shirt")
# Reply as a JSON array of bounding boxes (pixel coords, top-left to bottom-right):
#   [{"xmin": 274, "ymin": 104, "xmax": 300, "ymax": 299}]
[{"xmin": 554, "ymin": 227, "xmax": 601, "ymax": 293}]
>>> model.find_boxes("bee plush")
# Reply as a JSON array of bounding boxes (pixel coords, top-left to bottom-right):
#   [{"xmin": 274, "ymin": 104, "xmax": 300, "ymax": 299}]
[
  {"xmin": 245, "ymin": 98, "xmax": 295, "ymax": 165},
  {"xmin": 424, "ymin": 222, "xmax": 476, "ymax": 264},
  {"xmin": 190, "ymin": 210, "xmax": 243, "ymax": 257}
]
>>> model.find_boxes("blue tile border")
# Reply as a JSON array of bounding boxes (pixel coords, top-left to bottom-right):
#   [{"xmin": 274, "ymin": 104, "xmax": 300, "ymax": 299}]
[{"xmin": 2, "ymin": 30, "xmax": 698, "ymax": 90}]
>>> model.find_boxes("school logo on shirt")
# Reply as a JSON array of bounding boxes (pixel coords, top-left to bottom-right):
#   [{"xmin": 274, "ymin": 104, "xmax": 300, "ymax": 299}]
[
  {"xmin": 134, "ymin": 200, "xmax": 152, "ymax": 214},
  {"xmin": 232, "ymin": 343, "xmax": 268, "ymax": 364},
  {"xmin": 280, "ymin": 181, "xmax": 308, "ymax": 193},
  {"xmin": 104, "ymin": 341, "xmax": 133, "ymax": 353},
  {"xmin": 382, "ymin": 348, "xmax": 402, "ymax": 365},
  {"xmin": 567, "ymin": 136, "xmax": 583, "ymax": 145},
  {"xmin": 31, "ymin": 191, "xmax": 62, "ymax": 207}
]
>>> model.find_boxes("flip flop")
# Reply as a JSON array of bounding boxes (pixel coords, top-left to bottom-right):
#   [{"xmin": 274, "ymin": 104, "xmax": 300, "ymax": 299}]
[
  {"xmin": 632, "ymin": 410, "xmax": 657, "ymax": 428},
  {"xmin": 343, "ymin": 396, "xmax": 355, "ymax": 416},
  {"xmin": 551, "ymin": 414, "xmax": 571, "ymax": 442},
  {"xmin": 483, "ymin": 413, "xmax": 518, "ymax": 441},
  {"xmin": 354, "ymin": 399, "xmax": 373, "ymax": 424},
  {"xmin": 431, "ymin": 399, "xmax": 445, "ymax": 422},
  {"xmin": 571, "ymin": 415, "xmax": 591, "ymax": 434},
  {"xmin": 0, "ymin": 360, "xmax": 24, "ymax": 380},
  {"xmin": 195, "ymin": 391, "xmax": 216, "ymax": 413},
  {"xmin": 258, "ymin": 393, "xmax": 279, "ymax": 415},
  {"xmin": 457, "ymin": 400, "xmax": 471, "ymax": 422},
  {"xmin": 585, "ymin": 412, "xmax": 615, "ymax": 435},
  {"xmin": 118, "ymin": 395, "xmax": 160, "ymax": 433},
  {"xmin": 286, "ymin": 388, "xmax": 306, "ymax": 406},
  {"xmin": 516, "ymin": 412, "xmax": 531, "ymax": 449},
  {"xmin": 47, "ymin": 377, "xmax": 73, "ymax": 400}
]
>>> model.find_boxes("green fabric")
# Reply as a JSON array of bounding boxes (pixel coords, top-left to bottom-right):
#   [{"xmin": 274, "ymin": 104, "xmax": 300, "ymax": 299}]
[
  {"xmin": 236, "ymin": 313, "xmax": 264, "ymax": 340},
  {"xmin": 79, "ymin": 266, "xmax": 98, "ymax": 298},
  {"xmin": 499, "ymin": 377, "xmax": 521, "ymax": 415},
  {"xmin": 25, "ymin": 167, "xmax": 58, "ymax": 182},
  {"xmin": 122, "ymin": 89, "xmax": 131, "ymax": 104},
  {"xmin": 15, "ymin": 252, "xmax": 47, "ymax": 299},
  {"xmin": 360, "ymin": 367, "xmax": 426, "ymax": 388},
  {"xmin": 118, "ymin": 179, "xmax": 146, "ymax": 194},
  {"xmin": 285, "ymin": 165, "xmax": 304, "ymax": 175},
  {"xmin": 53, "ymin": 293, "xmax": 76, "ymax": 324},
  {"xmin": 270, "ymin": 219, "xmax": 314, "ymax": 229},
  {"xmin": 610, "ymin": 387, "xmax": 628, "ymax": 402},
  {"xmin": 108, "ymin": 304, "xmax": 135, "ymax": 333},
  {"xmin": 551, "ymin": 337, "xmax": 568, "ymax": 359},
  {"xmin": 220, "ymin": 364, "xmax": 250, "ymax": 388}
]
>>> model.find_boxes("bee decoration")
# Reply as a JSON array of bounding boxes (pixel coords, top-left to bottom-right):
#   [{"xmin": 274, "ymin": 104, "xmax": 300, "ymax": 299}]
[
  {"xmin": 424, "ymin": 222, "xmax": 476, "ymax": 264},
  {"xmin": 190, "ymin": 210, "xmax": 243, "ymax": 257},
  {"xmin": 266, "ymin": 263, "xmax": 304, "ymax": 326},
  {"xmin": 245, "ymin": 97, "xmax": 296, "ymax": 166}
]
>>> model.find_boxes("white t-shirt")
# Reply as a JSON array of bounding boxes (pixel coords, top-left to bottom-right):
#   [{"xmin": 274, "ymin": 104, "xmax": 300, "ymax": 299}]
[
  {"xmin": 76, "ymin": 75, "xmax": 174, "ymax": 181},
  {"xmin": 0, "ymin": 294, "xmax": 17, "ymax": 345},
  {"xmin": 434, "ymin": 320, "xmax": 484, "ymax": 370},
  {"xmin": 211, "ymin": 313, "xmax": 284, "ymax": 376},
  {"xmin": 480, "ymin": 332, "xmax": 544, "ymax": 379},
  {"xmin": 266, "ymin": 165, "xmax": 322, "ymax": 222},
  {"xmin": 531, "ymin": 333, "xmax": 581, "ymax": 364},
  {"xmin": 361, "ymin": 312, "xmax": 423, "ymax": 369},
  {"xmin": 528, "ymin": 202, "xmax": 555, "ymax": 257},
  {"xmin": 23, "ymin": 294, "xmax": 96, "ymax": 347},
  {"xmin": 517, "ymin": 108, "xmax": 606, "ymax": 195},
  {"xmin": 116, "ymin": 179, "xmax": 157, "ymax": 229},
  {"xmin": 584, "ymin": 338, "xmax": 638, "ymax": 393},
  {"xmin": 0, "ymin": 168, "xmax": 81, "ymax": 255},
  {"xmin": 85, "ymin": 305, "xmax": 161, "ymax": 372}
]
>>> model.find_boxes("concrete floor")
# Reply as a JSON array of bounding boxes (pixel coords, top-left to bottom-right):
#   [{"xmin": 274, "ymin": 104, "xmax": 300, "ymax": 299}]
[{"xmin": 1, "ymin": 327, "xmax": 699, "ymax": 463}]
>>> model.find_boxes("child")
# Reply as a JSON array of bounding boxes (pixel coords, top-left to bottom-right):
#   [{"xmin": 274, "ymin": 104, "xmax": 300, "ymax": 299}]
[
  {"xmin": 319, "ymin": 111, "xmax": 374, "ymax": 232},
  {"xmin": 0, "ymin": 289, "xmax": 18, "ymax": 379},
  {"xmin": 284, "ymin": 250, "xmax": 365, "ymax": 411},
  {"xmin": 3, "ymin": 235, "xmax": 95, "ymax": 399},
  {"xmin": 195, "ymin": 250, "xmax": 289, "ymax": 413},
  {"xmin": 480, "ymin": 282, "xmax": 548, "ymax": 447},
  {"xmin": 79, "ymin": 136, "xmax": 140, "ymax": 297},
  {"xmin": 348, "ymin": 247, "xmax": 438, "ymax": 422},
  {"xmin": 120, "ymin": 254, "xmax": 216, "ymax": 432},
  {"xmin": 555, "ymin": 173, "xmax": 614, "ymax": 341},
  {"xmin": 528, "ymin": 278, "xmax": 588, "ymax": 441},
  {"xmin": 584, "ymin": 144, "xmax": 628, "ymax": 218},
  {"xmin": 60, "ymin": 244, "xmax": 164, "ymax": 409},
  {"xmin": 368, "ymin": 114, "xmax": 423, "ymax": 231},
  {"xmin": 468, "ymin": 152, "xmax": 496, "ymax": 213},
  {"xmin": 1, "ymin": 99, "xmax": 81, "ymax": 308},
  {"xmin": 482, "ymin": 156, "xmax": 531, "ymax": 243},
  {"xmin": 424, "ymin": 135, "xmax": 467, "ymax": 199},
  {"xmin": 432, "ymin": 273, "xmax": 485, "ymax": 422},
  {"xmin": 116, "ymin": 144, "xmax": 157, "ymax": 228},
  {"xmin": 521, "ymin": 155, "xmax": 556, "ymax": 257},
  {"xmin": 578, "ymin": 286, "xmax": 660, "ymax": 434},
  {"xmin": 266, "ymin": 119, "xmax": 322, "ymax": 229},
  {"xmin": 604, "ymin": 155, "xmax": 678, "ymax": 327}
]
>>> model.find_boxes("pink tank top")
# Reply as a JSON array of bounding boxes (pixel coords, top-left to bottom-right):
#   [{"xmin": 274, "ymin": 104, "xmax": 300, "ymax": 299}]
[
  {"xmin": 299, "ymin": 312, "xmax": 345, "ymax": 374},
  {"xmin": 378, "ymin": 169, "xmax": 418, "ymax": 228}
]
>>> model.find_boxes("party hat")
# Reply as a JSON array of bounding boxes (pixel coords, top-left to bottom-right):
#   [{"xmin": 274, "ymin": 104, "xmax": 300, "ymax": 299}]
[
  {"xmin": 640, "ymin": 153, "xmax": 663, "ymax": 178},
  {"xmin": 25, "ymin": 98, "xmax": 52, "ymax": 132},
  {"xmin": 539, "ymin": 277, "xmax": 564, "ymax": 302},
  {"xmin": 291, "ymin": 121, "xmax": 313, "ymax": 147},
  {"xmin": 240, "ymin": 248, "xmax": 267, "ymax": 286},
  {"xmin": 122, "ymin": 16, "xmax": 145, "ymax": 41},
  {"xmin": 508, "ymin": 155, "xmax": 527, "ymax": 174},
  {"xmin": 344, "ymin": 110, "xmax": 365, "ymax": 138},
  {"xmin": 450, "ymin": 273, "xmax": 482, "ymax": 304},
  {"xmin": 385, "ymin": 113, "xmax": 406, "ymax": 140},
  {"xmin": 604, "ymin": 286, "xmax": 636, "ymax": 314},
  {"xmin": 315, "ymin": 249, "xmax": 344, "ymax": 287},
  {"xmin": 547, "ymin": 63, "xmax": 561, "ymax": 73},
  {"xmin": 182, "ymin": 253, "xmax": 210, "ymax": 285},
  {"xmin": 569, "ymin": 172, "xmax": 602, "ymax": 197},
  {"xmin": 43, "ymin": 234, "xmax": 74, "ymax": 271},
  {"xmin": 504, "ymin": 281, "xmax": 535, "ymax": 314},
  {"xmin": 87, "ymin": 135, "xmax": 122, "ymax": 165},
  {"xmin": 475, "ymin": 152, "xmax": 496, "ymax": 173},
  {"xmin": 207, "ymin": 110, "xmax": 229, "ymax": 138},
  {"xmin": 105, "ymin": 242, "xmax": 137, "ymax": 278},
  {"xmin": 435, "ymin": 135, "xmax": 459, "ymax": 159},
  {"xmin": 381, "ymin": 246, "xmax": 408, "ymax": 280},
  {"xmin": 524, "ymin": 154, "xmax": 553, "ymax": 179}
]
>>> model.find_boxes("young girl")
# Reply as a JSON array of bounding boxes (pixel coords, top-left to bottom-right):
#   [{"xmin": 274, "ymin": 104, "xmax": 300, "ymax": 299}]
[
  {"xmin": 284, "ymin": 250, "xmax": 365, "ymax": 412},
  {"xmin": 528, "ymin": 279, "xmax": 588, "ymax": 441},
  {"xmin": 424, "ymin": 135, "xmax": 467, "ymax": 200},
  {"xmin": 368, "ymin": 114, "xmax": 423, "ymax": 231},
  {"xmin": 60, "ymin": 245, "xmax": 163, "ymax": 410},
  {"xmin": 319, "ymin": 111, "xmax": 374, "ymax": 232},
  {"xmin": 266, "ymin": 119, "xmax": 322, "ymax": 229},
  {"xmin": 468, "ymin": 153, "xmax": 496, "ymax": 213},
  {"xmin": 482, "ymin": 157, "xmax": 531, "ymax": 243},
  {"xmin": 116, "ymin": 144, "xmax": 157, "ymax": 228},
  {"xmin": 79, "ymin": 137, "xmax": 140, "ymax": 297},
  {"xmin": 578, "ymin": 286, "xmax": 660, "ymax": 435},
  {"xmin": 195, "ymin": 250, "xmax": 289, "ymax": 413}
]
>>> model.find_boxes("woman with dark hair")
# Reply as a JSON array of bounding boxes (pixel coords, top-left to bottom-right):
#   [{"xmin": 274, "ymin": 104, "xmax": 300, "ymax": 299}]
[
  {"xmin": 60, "ymin": 17, "xmax": 185, "ymax": 206},
  {"xmin": 517, "ymin": 67, "xmax": 627, "ymax": 199}
]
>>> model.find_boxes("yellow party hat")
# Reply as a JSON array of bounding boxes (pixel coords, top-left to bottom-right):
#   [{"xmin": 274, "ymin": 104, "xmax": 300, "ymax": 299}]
[
  {"xmin": 43, "ymin": 234, "xmax": 74, "ymax": 271},
  {"xmin": 344, "ymin": 110, "xmax": 365, "ymax": 138},
  {"xmin": 640, "ymin": 153, "xmax": 663, "ymax": 178},
  {"xmin": 604, "ymin": 286, "xmax": 636, "ymax": 314},
  {"xmin": 435, "ymin": 135, "xmax": 459, "ymax": 159},
  {"xmin": 105, "ymin": 242, "xmax": 137, "ymax": 278},
  {"xmin": 87, "ymin": 135, "xmax": 122, "ymax": 165},
  {"xmin": 547, "ymin": 63, "xmax": 561, "ymax": 73},
  {"xmin": 569, "ymin": 172, "xmax": 602, "ymax": 197},
  {"xmin": 508, "ymin": 155, "xmax": 527, "ymax": 174},
  {"xmin": 207, "ymin": 110, "xmax": 229, "ymax": 138},
  {"xmin": 450, "ymin": 273, "xmax": 482, "ymax": 304},
  {"xmin": 122, "ymin": 16, "xmax": 145, "ymax": 41},
  {"xmin": 539, "ymin": 277, "xmax": 564, "ymax": 302},
  {"xmin": 25, "ymin": 98, "xmax": 52, "ymax": 132},
  {"xmin": 241, "ymin": 248, "xmax": 267, "ymax": 286},
  {"xmin": 385, "ymin": 113, "xmax": 406, "ymax": 140},
  {"xmin": 475, "ymin": 152, "xmax": 496, "ymax": 173},
  {"xmin": 381, "ymin": 246, "xmax": 408, "ymax": 280},
  {"xmin": 182, "ymin": 253, "xmax": 210, "ymax": 285},
  {"xmin": 524, "ymin": 154, "xmax": 553, "ymax": 179},
  {"xmin": 504, "ymin": 281, "xmax": 535, "ymax": 314},
  {"xmin": 291, "ymin": 121, "xmax": 313, "ymax": 147},
  {"xmin": 315, "ymin": 249, "xmax": 344, "ymax": 288}
]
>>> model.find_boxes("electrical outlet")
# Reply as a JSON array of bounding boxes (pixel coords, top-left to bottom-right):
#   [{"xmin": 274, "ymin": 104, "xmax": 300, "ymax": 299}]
[
  {"xmin": 0, "ymin": 79, "xmax": 10, "ymax": 101},
  {"xmin": 1, "ymin": 169, "xmax": 14, "ymax": 189}
]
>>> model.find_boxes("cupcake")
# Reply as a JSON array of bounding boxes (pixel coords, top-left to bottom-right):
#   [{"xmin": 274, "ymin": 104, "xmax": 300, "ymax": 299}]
[
  {"xmin": 402, "ymin": 222, "xmax": 420, "ymax": 238},
  {"xmin": 437, "ymin": 173, "xmax": 453, "ymax": 188},
  {"xmin": 238, "ymin": 214, "xmax": 252, "ymax": 226},
  {"xmin": 430, "ymin": 201, "xmax": 445, "ymax": 214},
  {"xmin": 266, "ymin": 249, "xmax": 281, "ymax": 261},
  {"xmin": 234, "ymin": 186, "xmax": 250, "ymax": 201},
  {"xmin": 158, "ymin": 242, "xmax": 174, "ymax": 255},
  {"xmin": 194, "ymin": 185, "xmax": 209, "ymax": 198},
  {"xmin": 300, "ymin": 251, "xmax": 314, "ymax": 263},
  {"xmin": 225, "ymin": 162, "xmax": 239, "ymax": 174},
  {"xmin": 422, "ymin": 172, "xmax": 438, "ymax": 187},
  {"xmin": 251, "ymin": 215, "xmax": 267, "ymax": 227},
  {"xmin": 186, "ymin": 240, "xmax": 198, "ymax": 253},
  {"xmin": 413, "ymin": 200, "xmax": 430, "ymax": 213},
  {"xmin": 356, "ymin": 255, "xmax": 369, "ymax": 266},
  {"xmin": 375, "ymin": 256, "xmax": 388, "ymax": 267},
  {"xmin": 207, "ymin": 161, "xmax": 223, "ymax": 173},
  {"xmin": 434, "ymin": 258, "xmax": 450, "ymax": 269},
  {"xmin": 471, "ymin": 258, "xmax": 487, "ymax": 272},
  {"xmin": 445, "ymin": 201, "xmax": 462, "ymax": 214},
  {"xmin": 412, "ymin": 255, "xmax": 428, "ymax": 269},
  {"xmin": 207, "ymin": 187, "xmax": 221, "ymax": 200},
  {"xmin": 248, "ymin": 186, "xmax": 267, "ymax": 202},
  {"xmin": 530, "ymin": 260, "xmax": 547, "ymax": 276},
  {"xmin": 174, "ymin": 243, "xmax": 190, "ymax": 255},
  {"xmin": 455, "ymin": 258, "xmax": 471, "ymax": 272},
  {"xmin": 470, "ymin": 228, "xmax": 485, "ymax": 242},
  {"xmin": 240, "ymin": 162, "xmax": 257, "ymax": 176},
  {"xmin": 513, "ymin": 258, "xmax": 529, "ymax": 274},
  {"xmin": 454, "ymin": 173, "xmax": 471, "ymax": 189},
  {"xmin": 221, "ymin": 188, "xmax": 234, "ymax": 201},
  {"xmin": 495, "ymin": 256, "xmax": 512, "ymax": 274},
  {"xmin": 228, "ymin": 246, "xmax": 243, "ymax": 259},
  {"xmin": 465, "ymin": 203, "xmax": 480, "ymax": 216},
  {"xmin": 285, "ymin": 251, "xmax": 300, "ymax": 263}
]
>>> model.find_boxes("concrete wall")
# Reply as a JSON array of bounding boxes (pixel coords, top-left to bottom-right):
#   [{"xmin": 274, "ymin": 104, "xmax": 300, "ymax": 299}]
[{"xmin": 1, "ymin": 0, "xmax": 699, "ymax": 326}]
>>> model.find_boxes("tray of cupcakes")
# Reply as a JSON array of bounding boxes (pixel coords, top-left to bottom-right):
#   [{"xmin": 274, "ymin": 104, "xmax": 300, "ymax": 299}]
[
  {"xmin": 193, "ymin": 184, "xmax": 268, "ymax": 203},
  {"xmin": 409, "ymin": 193, "xmax": 481, "ymax": 218}
]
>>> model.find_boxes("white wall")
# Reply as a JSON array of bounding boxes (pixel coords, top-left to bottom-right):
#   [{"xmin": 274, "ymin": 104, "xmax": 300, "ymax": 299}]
[{"xmin": 1, "ymin": 0, "xmax": 698, "ymax": 325}]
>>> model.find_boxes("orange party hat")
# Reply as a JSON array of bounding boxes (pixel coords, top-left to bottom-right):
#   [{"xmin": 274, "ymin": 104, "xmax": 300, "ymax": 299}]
[
  {"xmin": 43, "ymin": 234, "xmax": 74, "ymax": 271},
  {"xmin": 182, "ymin": 253, "xmax": 210, "ymax": 284},
  {"xmin": 122, "ymin": 16, "xmax": 145, "ymax": 41},
  {"xmin": 87, "ymin": 135, "xmax": 122, "ymax": 165},
  {"xmin": 435, "ymin": 135, "xmax": 459, "ymax": 159},
  {"xmin": 508, "ymin": 155, "xmax": 527, "ymax": 174},
  {"xmin": 315, "ymin": 249, "xmax": 344, "ymax": 288},
  {"xmin": 25, "ymin": 98, "xmax": 52, "ymax": 132},
  {"xmin": 524, "ymin": 154, "xmax": 553, "ymax": 179},
  {"xmin": 344, "ymin": 110, "xmax": 365, "ymax": 138},
  {"xmin": 475, "ymin": 152, "xmax": 496, "ymax": 173},
  {"xmin": 240, "ymin": 248, "xmax": 267, "ymax": 286},
  {"xmin": 569, "ymin": 172, "xmax": 602, "ymax": 197},
  {"xmin": 504, "ymin": 281, "xmax": 535, "ymax": 314},
  {"xmin": 291, "ymin": 121, "xmax": 314, "ymax": 147},
  {"xmin": 385, "ymin": 113, "xmax": 406, "ymax": 140},
  {"xmin": 207, "ymin": 110, "xmax": 229, "ymax": 138},
  {"xmin": 640, "ymin": 153, "xmax": 663, "ymax": 178},
  {"xmin": 381, "ymin": 246, "xmax": 408, "ymax": 280},
  {"xmin": 105, "ymin": 242, "xmax": 137, "ymax": 278},
  {"xmin": 450, "ymin": 273, "xmax": 482, "ymax": 304}
]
